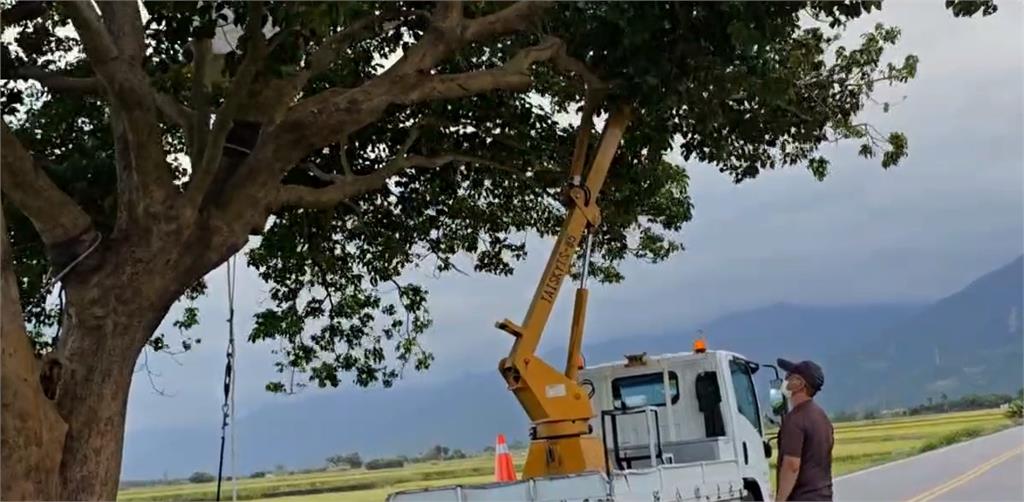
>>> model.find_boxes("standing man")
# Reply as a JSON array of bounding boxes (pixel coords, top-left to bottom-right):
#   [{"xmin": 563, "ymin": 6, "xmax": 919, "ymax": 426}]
[{"xmin": 774, "ymin": 359, "xmax": 834, "ymax": 501}]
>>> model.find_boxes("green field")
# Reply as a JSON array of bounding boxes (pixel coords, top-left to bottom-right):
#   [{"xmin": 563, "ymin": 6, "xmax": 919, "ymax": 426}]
[{"xmin": 119, "ymin": 409, "xmax": 1016, "ymax": 502}]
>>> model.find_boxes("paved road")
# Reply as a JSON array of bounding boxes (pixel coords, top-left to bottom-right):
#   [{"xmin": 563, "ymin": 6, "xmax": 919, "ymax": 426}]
[{"xmin": 834, "ymin": 426, "xmax": 1023, "ymax": 501}]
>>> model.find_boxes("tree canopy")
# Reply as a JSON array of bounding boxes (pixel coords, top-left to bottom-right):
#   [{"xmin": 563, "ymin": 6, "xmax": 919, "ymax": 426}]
[
  {"xmin": 4, "ymin": 0, "xmax": 994, "ymax": 394},
  {"xmin": 0, "ymin": 3, "xmax": 998, "ymax": 497}
]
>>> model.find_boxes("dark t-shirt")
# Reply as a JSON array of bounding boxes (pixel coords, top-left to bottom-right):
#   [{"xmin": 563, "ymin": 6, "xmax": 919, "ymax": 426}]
[{"xmin": 777, "ymin": 400, "xmax": 834, "ymax": 501}]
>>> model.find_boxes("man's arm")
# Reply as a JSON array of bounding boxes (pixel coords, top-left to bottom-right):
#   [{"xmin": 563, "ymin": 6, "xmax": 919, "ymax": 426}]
[
  {"xmin": 775, "ymin": 417, "xmax": 804, "ymax": 501},
  {"xmin": 776, "ymin": 455, "xmax": 801, "ymax": 501}
]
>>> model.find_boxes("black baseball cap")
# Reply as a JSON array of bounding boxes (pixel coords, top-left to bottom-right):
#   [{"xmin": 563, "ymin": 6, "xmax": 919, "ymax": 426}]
[{"xmin": 778, "ymin": 358, "xmax": 825, "ymax": 393}]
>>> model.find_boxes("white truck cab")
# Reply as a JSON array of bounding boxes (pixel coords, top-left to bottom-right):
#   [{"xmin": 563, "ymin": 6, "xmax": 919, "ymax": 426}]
[{"xmin": 387, "ymin": 348, "xmax": 783, "ymax": 502}]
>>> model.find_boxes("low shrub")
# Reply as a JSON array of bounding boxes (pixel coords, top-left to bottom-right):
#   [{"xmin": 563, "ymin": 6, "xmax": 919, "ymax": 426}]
[
  {"xmin": 1005, "ymin": 399, "xmax": 1023, "ymax": 420},
  {"xmin": 187, "ymin": 472, "xmax": 215, "ymax": 484},
  {"xmin": 365, "ymin": 458, "xmax": 405, "ymax": 471},
  {"xmin": 917, "ymin": 426, "xmax": 988, "ymax": 453}
]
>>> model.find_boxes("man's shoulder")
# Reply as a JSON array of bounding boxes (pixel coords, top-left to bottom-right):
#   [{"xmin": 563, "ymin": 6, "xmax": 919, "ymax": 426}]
[
  {"xmin": 807, "ymin": 400, "xmax": 830, "ymax": 417},
  {"xmin": 788, "ymin": 400, "xmax": 831, "ymax": 422},
  {"xmin": 803, "ymin": 400, "xmax": 833, "ymax": 428}
]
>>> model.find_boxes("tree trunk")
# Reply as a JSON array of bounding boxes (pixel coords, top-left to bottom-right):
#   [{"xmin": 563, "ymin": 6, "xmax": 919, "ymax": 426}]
[
  {"xmin": 2, "ymin": 235, "xmax": 199, "ymax": 499},
  {"xmin": 1, "ymin": 214, "xmax": 67, "ymax": 501},
  {"xmin": 52, "ymin": 257, "xmax": 184, "ymax": 500},
  {"xmin": 1, "ymin": 199, "xmax": 251, "ymax": 500},
  {"xmin": 53, "ymin": 318, "xmax": 157, "ymax": 500}
]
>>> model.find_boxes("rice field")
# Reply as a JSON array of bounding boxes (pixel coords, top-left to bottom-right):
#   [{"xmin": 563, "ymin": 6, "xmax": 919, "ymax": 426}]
[{"xmin": 118, "ymin": 409, "xmax": 1016, "ymax": 502}]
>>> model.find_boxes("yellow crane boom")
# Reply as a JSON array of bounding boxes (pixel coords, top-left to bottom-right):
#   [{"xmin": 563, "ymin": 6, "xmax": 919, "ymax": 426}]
[{"xmin": 495, "ymin": 104, "xmax": 632, "ymax": 478}]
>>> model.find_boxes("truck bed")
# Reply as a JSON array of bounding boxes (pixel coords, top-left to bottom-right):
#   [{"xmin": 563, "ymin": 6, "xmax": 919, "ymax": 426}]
[{"xmin": 386, "ymin": 459, "xmax": 749, "ymax": 502}]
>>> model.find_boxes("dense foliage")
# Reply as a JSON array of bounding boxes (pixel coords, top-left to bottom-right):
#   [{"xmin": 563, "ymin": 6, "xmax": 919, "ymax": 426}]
[{"xmin": 2, "ymin": 0, "xmax": 997, "ymax": 395}]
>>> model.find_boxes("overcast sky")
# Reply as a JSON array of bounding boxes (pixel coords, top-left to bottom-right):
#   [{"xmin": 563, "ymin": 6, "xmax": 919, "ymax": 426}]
[{"xmin": 124, "ymin": 1, "xmax": 1023, "ymax": 434}]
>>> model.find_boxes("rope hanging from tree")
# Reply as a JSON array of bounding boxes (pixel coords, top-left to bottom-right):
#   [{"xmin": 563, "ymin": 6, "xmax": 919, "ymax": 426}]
[{"xmin": 216, "ymin": 256, "xmax": 238, "ymax": 501}]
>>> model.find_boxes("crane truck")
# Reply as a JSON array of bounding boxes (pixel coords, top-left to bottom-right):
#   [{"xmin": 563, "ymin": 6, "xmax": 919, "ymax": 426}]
[{"xmin": 388, "ymin": 104, "xmax": 789, "ymax": 502}]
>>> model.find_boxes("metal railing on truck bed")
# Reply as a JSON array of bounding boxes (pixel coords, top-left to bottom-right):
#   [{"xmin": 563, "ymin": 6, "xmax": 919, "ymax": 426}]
[{"xmin": 385, "ymin": 459, "xmax": 748, "ymax": 502}]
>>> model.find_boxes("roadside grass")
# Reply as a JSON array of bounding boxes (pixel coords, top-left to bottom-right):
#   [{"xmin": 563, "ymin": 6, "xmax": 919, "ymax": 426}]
[
  {"xmin": 256, "ymin": 475, "xmax": 496, "ymax": 502},
  {"xmin": 118, "ymin": 409, "xmax": 1015, "ymax": 502},
  {"xmin": 118, "ymin": 455, "xmax": 524, "ymax": 502},
  {"xmin": 915, "ymin": 424, "xmax": 1004, "ymax": 453},
  {"xmin": 825, "ymin": 409, "xmax": 1010, "ymax": 476}
]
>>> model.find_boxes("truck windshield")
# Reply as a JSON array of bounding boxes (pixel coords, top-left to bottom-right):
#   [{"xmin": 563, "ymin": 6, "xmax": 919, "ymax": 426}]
[
  {"xmin": 729, "ymin": 359, "xmax": 762, "ymax": 433},
  {"xmin": 611, "ymin": 371, "xmax": 679, "ymax": 409}
]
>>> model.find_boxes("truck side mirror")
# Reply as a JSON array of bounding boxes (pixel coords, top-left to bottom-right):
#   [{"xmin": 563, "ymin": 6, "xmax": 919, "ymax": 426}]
[{"xmin": 768, "ymin": 387, "xmax": 787, "ymax": 416}]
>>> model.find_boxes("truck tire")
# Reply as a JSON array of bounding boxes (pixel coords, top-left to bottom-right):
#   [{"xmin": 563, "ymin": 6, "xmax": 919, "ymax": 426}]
[{"xmin": 741, "ymin": 478, "xmax": 764, "ymax": 501}]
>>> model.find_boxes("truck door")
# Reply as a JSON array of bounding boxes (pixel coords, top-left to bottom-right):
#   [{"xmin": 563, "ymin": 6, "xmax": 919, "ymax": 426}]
[{"xmin": 729, "ymin": 358, "xmax": 770, "ymax": 489}]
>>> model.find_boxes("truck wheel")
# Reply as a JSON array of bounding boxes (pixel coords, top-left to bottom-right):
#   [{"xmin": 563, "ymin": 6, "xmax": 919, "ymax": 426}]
[{"xmin": 741, "ymin": 479, "xmax": 764, "ymax": 501}]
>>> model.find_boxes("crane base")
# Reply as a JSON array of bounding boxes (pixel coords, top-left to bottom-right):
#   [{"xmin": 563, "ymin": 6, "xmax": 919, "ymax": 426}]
[{"xmin": 522, "ymin": 435, "xmax": 607, "ymax": 479}]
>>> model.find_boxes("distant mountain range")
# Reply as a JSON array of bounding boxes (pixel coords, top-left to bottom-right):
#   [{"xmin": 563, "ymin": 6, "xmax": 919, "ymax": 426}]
[
  {"xmin": 821, "ymin": 255, "xmax": 1024, "ymax": 412},
  {"xmin": 121, "ymin": 256, "xmax": 1023, "ymax": 480}
]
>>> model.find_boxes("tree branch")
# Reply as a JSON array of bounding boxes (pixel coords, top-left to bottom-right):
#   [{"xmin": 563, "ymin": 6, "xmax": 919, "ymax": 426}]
[
  {"xmin": 189, "ymin": 37, "xmax": 213, "ymax": 169},
  {"xmin": 242, "ymin": 36, "xmax": 571, "ymax": 209},
  {"xmin": 385, "ymin": 1, "xmax": 553, "ymax": 77},
  {"xmin": 184, "ymin": 2, "xmax": 268, "ymax": 212},
  {"xmin": 277, "ymin": 149, "xmax": 519, "ymax": 211},
  {"xmin": 1, "ymin": 122, "xmax": 93, "ymax": 248},
  {"xmin": 383, "ymin": 1, "xmax": 465, "ymax": 76},
  {"xmin": 418, "ymin": 251, "xmax": 471, "ymax": 278},
  {"xmin": 1, "ymin": 60, "xmax": 193, "ymax": 135},
  {"xmin": 290, "ymin": 38, "xmax": 555, "ymax": 131},
  {"xmin": 304, "ymin": 14, "xmax": 387, "ymax": 79},
  {"xmin": 3, "ymin": 66, "xmax": 190, "ymax": 133},
  {"xmin": 400, "ymin": 37, "xmax": 567, "ymax": 103},
  {"xmin": 63, "ymin": 2, "xmax": 118, "ymax": 65},
  {"xmin": 154, "ymin": 93, "xmax": 193, "ymax": 136},
  {"xmin": 404, "ymin": 153, "xmax": 523, "ymax": 176},
  {"xmin": 228, "ymin": 25, "xmax": 577, "ymax": 219},
  {"xmin": 240, "ymin": 12, "xmax": 395, "ymax": 133},
  {"xmin": 97, "ymin": 1, "xmax": 145, "ymax": 66},
  {"xmin": 135, "ymin": 349, "xmax": 172, "ymax": 397},
  {"xmin": 1, "ymin": 67, "xmax": 100, "ymax": 94},
  {"xmin": 464, "ymin": 1, "xmax": 553, "ymax": 41},
  {"xmin": 548, "ymin": 45, "xmax": 606, "ymax": 91},
  {"xmin": 1, "ymin": 1, "xmax": 50, "ymax": 26},
  {"xmin": 64, "ymin": 1, "xmax": 176, "ymax": 212},
  {"xmin": 338, "ymin": 135, "xmax": 354, "ymax": 177}
]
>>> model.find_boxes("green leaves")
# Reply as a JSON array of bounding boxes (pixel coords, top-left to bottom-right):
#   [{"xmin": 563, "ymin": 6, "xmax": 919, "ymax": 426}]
[
  {"xmin": 808, "ymin": 157, "xmax": 830, "ymax": 182},
  {"xmin": 945, "ymin": 0, "xmax": 999, "ymax": 18},
  {"xmin": 3, "ymin": 0, "xmax": 990, "ymax": 394},
  {"xmin": 247, "ymin": 206, "xmax": 436, "ymax": 392},
  {"xmin": 537, "ymin": 3, "xmax": 922, "ymax": 183},
  {"xmin": 881, "ymin": 132, "xmax": 908, "ymax": 169}
]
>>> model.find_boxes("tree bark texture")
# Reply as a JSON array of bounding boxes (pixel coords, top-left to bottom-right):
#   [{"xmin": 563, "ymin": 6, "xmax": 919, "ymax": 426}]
[
  {"xmin": 1, "ymin": 213, "xmax": 67, "ymax": 500},
  {"xmin": 2, "ymin": 210, "xmax": 248, "ymax": 500}
]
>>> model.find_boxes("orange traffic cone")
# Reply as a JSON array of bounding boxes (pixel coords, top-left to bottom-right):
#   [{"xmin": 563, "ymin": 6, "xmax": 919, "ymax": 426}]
[{"xmin": 494, "ymin": 434, "xmax": 517, "ymax": 482}]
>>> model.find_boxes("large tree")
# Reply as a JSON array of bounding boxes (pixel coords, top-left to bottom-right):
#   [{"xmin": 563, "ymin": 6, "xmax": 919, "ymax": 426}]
[{"xmin": 0, "ymin": 0, "xmax": 995, "ymax": 499}]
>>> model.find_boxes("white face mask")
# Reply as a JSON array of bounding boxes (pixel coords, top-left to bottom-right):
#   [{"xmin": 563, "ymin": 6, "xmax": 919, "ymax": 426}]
[
  {"xmin": 778, "ymin": 379, "xmax": 796, "ymax": 413},
  {"xmin": 780, "ymin": 378, "xmax": 798, "ymax": 399}
]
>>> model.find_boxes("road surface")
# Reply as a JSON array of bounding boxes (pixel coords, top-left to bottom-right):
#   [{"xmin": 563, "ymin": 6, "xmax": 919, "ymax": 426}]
[{"xmin": 834, "ymin": 426, "xmax": 1023, "ymax": 501}]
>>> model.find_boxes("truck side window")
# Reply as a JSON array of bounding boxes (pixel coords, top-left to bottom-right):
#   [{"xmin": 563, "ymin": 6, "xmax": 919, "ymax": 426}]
[
  {"xmin": 695, "ymin": 371, "xmax": 725, "ymax": 437},
  {"xmin": 611, "ymin": 372, "xmax": 679, "ymax": 409},
  {"xmin": 729, "ymin": 359, "xmax": 762, "ymax": 434}
]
